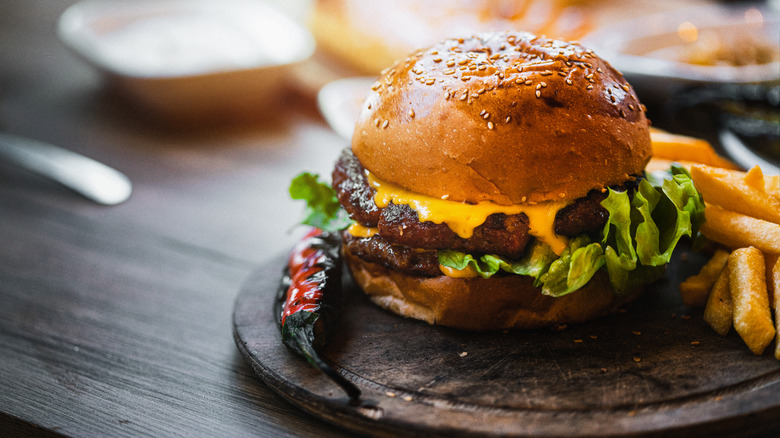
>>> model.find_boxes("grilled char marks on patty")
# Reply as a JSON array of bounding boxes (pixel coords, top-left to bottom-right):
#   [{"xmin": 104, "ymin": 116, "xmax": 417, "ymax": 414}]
[
  {"xmin": 332, "ymin": 148, "xmax": 380, "ymax": 225},
  {"xmin": 341, "ymin": 231, "xmax": 441, "ymax": 277},
  {"xmin": 333, "ymin": 148, "xmax": 638, "ymax": 257}
]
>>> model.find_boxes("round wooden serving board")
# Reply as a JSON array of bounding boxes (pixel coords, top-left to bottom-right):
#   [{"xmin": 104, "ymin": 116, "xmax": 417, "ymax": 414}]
[{"xmin": 233, "ymin": 248, "xmax": 780, "ymax": 437}]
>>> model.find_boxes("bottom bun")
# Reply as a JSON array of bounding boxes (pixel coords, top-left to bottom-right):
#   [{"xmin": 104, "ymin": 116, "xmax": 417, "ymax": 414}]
[{"xmin": 344, "ymin": 246, "xmax": 643, "ymax": 331}]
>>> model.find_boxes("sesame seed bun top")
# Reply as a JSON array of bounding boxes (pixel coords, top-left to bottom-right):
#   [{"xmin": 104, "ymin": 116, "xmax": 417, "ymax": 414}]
[{"xmin": 351, "ymin": 31, "xmax": 652, "ymax": 205}]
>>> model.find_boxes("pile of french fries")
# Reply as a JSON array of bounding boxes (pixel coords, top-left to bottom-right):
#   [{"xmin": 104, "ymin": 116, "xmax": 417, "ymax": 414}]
[{"xmin": 650, "ymin": 129, "xmax": 780, "ymax": 358}]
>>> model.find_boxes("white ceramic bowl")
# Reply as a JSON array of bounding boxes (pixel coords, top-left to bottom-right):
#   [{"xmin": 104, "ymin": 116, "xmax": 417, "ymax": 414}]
[{"xmin": 58, "ymin": 0, "xmax": 315, "ymax": 121}]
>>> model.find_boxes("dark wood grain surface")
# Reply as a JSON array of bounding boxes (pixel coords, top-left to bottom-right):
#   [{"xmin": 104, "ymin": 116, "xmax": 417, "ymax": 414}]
[{"xmin": 0, "ymin": 1, "xmax": 358, "ymax": 436}]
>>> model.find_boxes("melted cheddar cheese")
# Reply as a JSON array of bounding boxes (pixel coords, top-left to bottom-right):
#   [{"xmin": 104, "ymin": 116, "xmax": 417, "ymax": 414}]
[
  {"xmin": 347, "ymin": 223, "xmax": 378, "ymax": 238},
  {"xmin": 439, "ymin": 264, "xmax": 479, "ymax": 279},
  {"xmin": 367, "ymin": 172, "xmax": 570, "ymax": 255}
]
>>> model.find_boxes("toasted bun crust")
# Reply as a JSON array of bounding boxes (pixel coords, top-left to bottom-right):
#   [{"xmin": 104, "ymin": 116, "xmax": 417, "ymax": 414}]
[
  {"xmin": 344, "ymin": 246, "xmax": 641, "ymax": 331},
  {"xmin": 352, "ymin": 32, "xmax": 651, "ymax": 205}
]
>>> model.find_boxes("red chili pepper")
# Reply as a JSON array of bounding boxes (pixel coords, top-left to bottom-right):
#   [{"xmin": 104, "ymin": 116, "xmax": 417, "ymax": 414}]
[{"xmin": 275, "ymin": 228, "xmax": 360, "ymax": 402}]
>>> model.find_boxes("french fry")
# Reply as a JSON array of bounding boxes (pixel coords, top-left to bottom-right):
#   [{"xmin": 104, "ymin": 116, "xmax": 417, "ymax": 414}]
[
  {"xmin": 700, "ymin": 203, "xmax": 780, "ymax": 255},
  {"xmin": 744, "ymin": 166, "xmax": 780, "ymax": 201},
  {"xmin": 680, "ymin": 249, "xmax": 730, "ymax": 307},
  {"xmin": 650, "ymin": 129, "xmax": 739, "ymax": 169},
  {"xmin": 767, "ymin": 174, "xmax": 780, "ymax": 200},
  {"xmin": 691, "ymin": 165, "xmax": 780, "ymax": 225},
  {"xmin": 729, "ymin": 247, "xmax": 775, "ymax": 355},
  {"xmin": 704, "ymin": 266, "xmax": 732, "ymax": 336},
  {"xmin": 770, "ymin": 256, "xmax": 780, "ymax": 359},
  {"xmin": 768, "ymin": 253, "xmax": 779, "ymax": 308}
]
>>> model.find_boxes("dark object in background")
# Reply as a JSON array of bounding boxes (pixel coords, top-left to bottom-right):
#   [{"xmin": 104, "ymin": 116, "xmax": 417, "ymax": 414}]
[{"xmin": 660, "ymin": 84, "xmax": 780, "ymax": 169}]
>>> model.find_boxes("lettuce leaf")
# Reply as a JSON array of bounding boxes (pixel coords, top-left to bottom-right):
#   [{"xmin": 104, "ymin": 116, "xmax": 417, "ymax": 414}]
[
  {"xmin": 289, "ymin": 172, "xmax": 352, "ymax": 232},
  {"xmin": 539, "ymin": 236, "xmax": 605, "ymax": 297},
  {"xmin": 438, "ymin": 240, "xmax": 557, "ymax": 281}
]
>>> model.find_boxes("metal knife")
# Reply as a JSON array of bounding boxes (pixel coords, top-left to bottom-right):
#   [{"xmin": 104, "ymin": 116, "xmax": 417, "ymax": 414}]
[{"xmin": 0, "ymin": 132, "xmax": 132, "ymax": 205}]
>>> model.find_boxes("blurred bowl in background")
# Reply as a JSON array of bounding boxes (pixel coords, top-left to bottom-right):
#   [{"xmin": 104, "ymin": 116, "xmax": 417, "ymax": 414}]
[
  {"xmin": 583, "ymin": 4, "xmax": 779, "ymax": 106},
  {"xmin": 58, "ymin": 0, "xmax": 315, "ymax": 122},
  {"xmin": 317, "ymin": 76, "xmax": 374, "ymax": 140}
]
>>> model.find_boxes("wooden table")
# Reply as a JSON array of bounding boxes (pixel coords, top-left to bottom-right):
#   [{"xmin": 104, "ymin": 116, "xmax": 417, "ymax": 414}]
[{"xmin": 0, "ymin": 1, "xmax": 357, "ymax": 436}]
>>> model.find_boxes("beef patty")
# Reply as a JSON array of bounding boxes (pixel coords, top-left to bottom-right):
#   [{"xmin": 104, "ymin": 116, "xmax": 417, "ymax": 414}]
[{"xmin": 333, "ymin": 148, "xmax": 638, "ymax": 274}]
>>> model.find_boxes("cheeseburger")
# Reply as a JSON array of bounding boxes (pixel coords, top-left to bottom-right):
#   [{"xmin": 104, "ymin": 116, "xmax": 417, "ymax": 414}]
[{"xmin": 299, "ymin": 32, "xmax": 704, "ymax": 330}]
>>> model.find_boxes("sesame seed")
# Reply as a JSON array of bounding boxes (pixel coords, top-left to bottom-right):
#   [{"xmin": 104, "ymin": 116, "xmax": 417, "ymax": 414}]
[
  {"xmin": 691, "ymin": 341, "xmax": 700, "ymax": 345},
  {"xmin": 586, "ymin": 73, "xmax": 594, "ymax": 79},
  {"xmin": 541, "ymin": 82, "xmax": 547, "ymax": 87},
  {"xmin": 559, "ymin": 192, "xmax": 566, "ymax": 197},
  {"xmin": 640, "ymin": 104, "xmax": 647, "ymax": 112},
  {"xmin": 515, "ymin": 78, "xmax": 523, "ymax": 85},
  {"xmin": 447, "ymin": 60, "xmax": 456, "ymax": 67},
  {"xmin": 573, "ymin": 339, "xmax": 583, "ymax": 343},
  {"xmin": 505, "ymin": 116, "xmax": 511, "ymax": 123},
  {"xmin": 487, "ymin": 121, "xmax": 494, "ymax": 130},
  {"xmin": 460, "ymin": 92, "xmax": 468, "ymax": 101},
  {"xmin": 408, "ymin": 109, "xmax": 415, "ymax": 118},
  {"xmin": 565, "ymin": 79, "xmax": 573, "ymax": 85},
  {"xmin": 621, "ymin": 84, "xmax": 630, "ymax": 92},
  {"xmin": 382, "ymin": 120, "xmax": 389, "ymax": 129},
  {"xmin": 426, "ymin": 78, "xmax": 435, "ymax": 85},
  {"xmin": 633, "ymin": 357, "xmax": 641, "ymax": 362},
  {"xmin": 536, "ymin": 84, "xmax": 542, "ymax": 90},
  {"xmin": 403, "ymin": 396, "xmax": 413, "ymax": 402},
  {"xmin": 619, "ymin": 109, "xmax": 626, "ymax": 118},
  {"xmin": 535, "ymin": 90, "xmax": 541, "ymax": 98},
  {"xmin": 628, "ymin": 104, "xmax": 634, "ymax": 111},
  {"xmin": 433, "ymin": 57, "xmax": 442, "ymax": 63},
  {"xmin": 586, "ymin": 85, "xmax": 593, "ymax": 90},
  {"xmin": 524, "ymin": 80, "xmax": 532, "ymax": 85},
  {"xmin": 521, "ymin": 196, "xmax": 527, "ymax": 202},
  {"xmin": 386, "ymin": 392, "xmax": 396, "ymax": 397},
  {"xmin": 483, "ymin": 112, "xmax": 490, "ymax": 119},
  {"xmin": 477, "ymin": 88, "xmax": 485, "ymax": 94},
  {"xmin": 610, "ymin": 95, "xmax": 616, "ymax": 102},
  {"xmin": 374, "ymin": 118, "xmax": 381, "ymax": 127}
]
